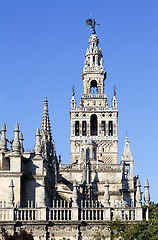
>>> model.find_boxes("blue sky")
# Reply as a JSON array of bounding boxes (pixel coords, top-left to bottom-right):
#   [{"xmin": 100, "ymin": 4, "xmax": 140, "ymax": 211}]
[{"xmin": 0, "ymin": 0, "xmax": 158, "ymax": 202}]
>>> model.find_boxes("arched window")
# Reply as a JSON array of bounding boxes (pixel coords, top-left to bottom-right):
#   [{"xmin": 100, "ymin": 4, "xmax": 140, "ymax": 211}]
[
  {"xmin": 90, "ymin": 80, "xmax": 97, "ymax": 94},
  {"xmin": 90, "ymin": 114, "xmax": 98, "ymax": 136},
  {"xmin": 75, "ymin": 121, "xmax": 79, "ymax": 136},
  {"xmin": 82, "ymin": 121, "xmax": 87, "ymax": 136},
  {"xmin": 109, "ymin": 121, "xmax": 113, "ymax": 136}
]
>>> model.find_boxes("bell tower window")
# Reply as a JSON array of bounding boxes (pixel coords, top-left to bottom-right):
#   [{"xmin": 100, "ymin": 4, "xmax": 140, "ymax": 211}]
[
  {"xmin": 93, "ymin": 56, "xmax": 95, "ymax": 65},
  {"xmin": 82, "ymin": 121, "xmax": 87, "ymax": 136},
  {"xmin": 109, "ymin": 121, "xmax": 113, "ymax": 136},
  {"xmin": 90, "ymin": 80, "xmax": 97, "ymax": 94},
  {"xmin": 75, "ymin": 121, "xmax": 79, "ymax": 136},
  {"xmin": 101, "ymin": 121, "xmax": 106, "ymax": 132},
  {"xmin": 90, "ymin": 114, "xmax": 98, "ymax": 136}
]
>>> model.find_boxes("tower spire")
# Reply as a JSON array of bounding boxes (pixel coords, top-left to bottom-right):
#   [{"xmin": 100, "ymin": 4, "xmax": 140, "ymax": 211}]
[
  {"xmin": 41, "ymin": 97, "xmax": 52, "ymax": 141},
  {"xmin": 82, "ymin": 33, "xmax": 106, "ymax": 95},
  {"xmin": 40, "ymin": 97, "xmax": 56, "ymax": 162}
]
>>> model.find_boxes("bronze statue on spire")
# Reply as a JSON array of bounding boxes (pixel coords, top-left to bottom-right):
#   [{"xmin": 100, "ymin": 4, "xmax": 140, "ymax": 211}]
[{"xmin": 86, "ymin": 17, "xmax": 100, "ymax": 34}]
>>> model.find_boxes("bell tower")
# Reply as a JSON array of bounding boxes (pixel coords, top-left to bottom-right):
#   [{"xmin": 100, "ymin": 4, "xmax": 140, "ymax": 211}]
[{"xmin": 70, "ymin": 26, "xmax": 118, "ymax": 165}]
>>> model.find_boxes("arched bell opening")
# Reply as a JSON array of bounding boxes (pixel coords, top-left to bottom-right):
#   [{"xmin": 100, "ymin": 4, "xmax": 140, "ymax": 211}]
[
  {"xmin": 109, "ymin": 121, "xmax": 113, "ymax": 136},
  {"xmin": 90, "ymin": 114, "xmax": 98, "ymax": 136},
  {"xmin": 90, "ymin": 80, "xmax": 97, "ymax": 94},
  {"xmin": 75, "ymin": 121, "xmax": 79, "ymax": 136}
]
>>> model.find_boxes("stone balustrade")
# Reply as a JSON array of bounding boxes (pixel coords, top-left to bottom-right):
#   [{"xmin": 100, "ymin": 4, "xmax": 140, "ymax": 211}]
[
  {"xmin": 81, "ymin": 94, "xmax": 107, "ymax": 99},
  {"xmin": 14, "ymin": 208, "xmax": 37, "ymax": 221},
  {"xmin": 48, "ymin": 200, "xmax": 72, "ymax": 221},
  {"xmin": 79, "ymin": 200, "xmax": 103, "ymax": 221},
  {"xmin": 113, "ymin": 208, "xmax": 135, "ymax": 221},
  {"xmin": 0, "ymin": 200, "xmax": 143, "ymax": 222},
  {"xmin": 60, "ymin": 163, "xmax": 120, "ymax": 171},
  {"xmin": 73, "ymin": 106, "xmax": 115, "ymax": 111}
]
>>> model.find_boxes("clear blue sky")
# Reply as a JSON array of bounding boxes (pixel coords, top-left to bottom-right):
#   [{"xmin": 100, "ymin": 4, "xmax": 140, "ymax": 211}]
[{"xmin": 0, "ymin": 1, "xmax": 158, "ymax": 202}]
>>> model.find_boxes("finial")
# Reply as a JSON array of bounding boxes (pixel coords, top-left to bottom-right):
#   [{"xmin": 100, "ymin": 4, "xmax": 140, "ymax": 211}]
[
  {"xmin": 72, "ymin": 84, "xmax": 75, "ymax": 96},
  {"xmin": 144, "ymin": 178, "xmax": 150, "ymax": 206},
  {"xmin": 113, "ymin": 85, "xmax": 116, "ymax": 96},
  {"xmin": 136, "ymin": 178, "xmax": 142, "ymax": 207},
  {"xmin": 19, "ymin": 132, "xmax": 24, "ymax": 153},
  {"xmin": 0, "ymin": 123, "xmax": 7, "ymax": 151},
  {"xmin": 86, "ymin": 17, "xmax": 100, "ymax": 35},
  {"xmin": 34, "ymin": 127, "xmax": 42, "ymax": 156},
  {"xmin": 14, "ymin": 123, "xmax": 19, "ymax": 132},
  {"xmin": 2, "ymin": 123, "xmax": 6, "ymax": 132},
  {"xmin": 36, "ymin": 127, "xmax": 40, "ymax": 136},
  {"xmin": 19, "ymin": 132, "xmax": 23, "ymax": 140},
  {"xmin": 125, "ymin": 132, "xmax": 129, "ymax": 142},
  {"xmin": 12, "ymin": 123, "xmax": 20, "ymax": 153}
]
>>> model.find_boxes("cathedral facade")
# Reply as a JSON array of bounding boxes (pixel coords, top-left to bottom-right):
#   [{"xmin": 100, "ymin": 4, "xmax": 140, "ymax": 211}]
[{"xmin": 0, "ymin": 27, "xmax": 150, "ymax": 240}]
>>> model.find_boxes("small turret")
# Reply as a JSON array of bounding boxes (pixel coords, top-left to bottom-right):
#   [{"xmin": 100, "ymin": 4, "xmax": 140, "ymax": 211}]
[
  {"xmin": 121, "ymin": 135, "xmax": 133, "ymax": 182},
  {"xmin": 122, "ymin": 135, "xmax": 133, "ymax": 162},
  {"xmin": 144, "ymin": 179, "xmax": 150, "ymax": 206},
  {"xmin": 136, "ymin": 179, "xmax": 142, "ymax": 207},
  {"xmin": 34, "ymin": 128, "xmax": 42, "ymax": 156},
  {"xmin": 0, "ymin": 123, "xmax": 7, "ymax": 151},
  {"xmin": 12, "ymin": 123, "xmax": 20, "ymax": 153},
  {"xmin": 104, "ymin": 180, "xmax": 110, "ymax": 207}
]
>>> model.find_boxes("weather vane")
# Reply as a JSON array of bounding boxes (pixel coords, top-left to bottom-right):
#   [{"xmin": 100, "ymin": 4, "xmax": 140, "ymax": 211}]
[
  {"xmin": 86, "ymin": 16, "xmax": 100, "ymax": 34},
  {"xmin": 72, "ymin": 84, "xmax": 75, "ymax": 96},
  {"xmin": 113, "ymin": 85, "xmax": 117, "ymax": 96}
]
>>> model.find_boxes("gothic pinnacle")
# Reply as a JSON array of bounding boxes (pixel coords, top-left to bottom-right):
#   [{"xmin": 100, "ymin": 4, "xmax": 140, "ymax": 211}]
[
  {"xmin": 41, "ymin": 97, "xmax": 52, "ymax": 141},
  {"xmin": 12, "ymin": 123, "xmax": 20, "ymax": 153},
  {"xmin": 121, "ymin": 135, "xmax": 133, "ymax": 162},
  {"xmin": 144, "ymin": 179, "xmax": 150, "ymax": 206},
  {"xmin": 136, "ymin": 179, "xmax": 142, "ymax": 207},
  {"xmin": 0, "ymin": 123, "xmax": 7, "ymax": 151},
  {"xmin": 35, "ymin": 128, "xmax": 42, "ymax": 156},
  {"xmin": 19, "ymin": 132, "xmax": 24, "ymax": 152}
]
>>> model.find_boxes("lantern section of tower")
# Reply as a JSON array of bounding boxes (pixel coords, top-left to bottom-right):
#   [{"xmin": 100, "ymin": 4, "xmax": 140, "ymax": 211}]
[{"xmin": 70, "ymin": 34, "xmax": 118, "ymax": 164}]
